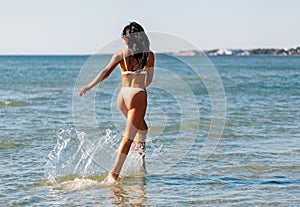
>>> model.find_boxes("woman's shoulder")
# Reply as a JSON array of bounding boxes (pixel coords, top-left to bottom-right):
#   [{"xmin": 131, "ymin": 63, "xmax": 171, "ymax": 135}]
[
  {"xmin": 148, "ymin": 50, "xmax": 155, "ymax": 61},
  {"xmin": 115, "ymin": 49, "xmax": 132, "ymax": 59},
  {"xmin": 114, "ymin": 50, "xmax": 124, "ymax": 57},
  {"xmin": 110, "ymin": 50, "xmax": 125, "ymax": 63}
]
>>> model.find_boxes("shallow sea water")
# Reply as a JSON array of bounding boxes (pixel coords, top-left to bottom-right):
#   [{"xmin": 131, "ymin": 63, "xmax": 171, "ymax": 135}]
[{"xmin": 0, "ymin": 55, "xmax": 299, "ymax": 206}]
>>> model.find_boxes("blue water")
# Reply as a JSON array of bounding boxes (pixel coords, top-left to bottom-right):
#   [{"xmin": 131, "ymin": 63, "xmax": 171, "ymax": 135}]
[{"xmin": 0, "ymin": 55, "xmax": 299, "ymax": 206}]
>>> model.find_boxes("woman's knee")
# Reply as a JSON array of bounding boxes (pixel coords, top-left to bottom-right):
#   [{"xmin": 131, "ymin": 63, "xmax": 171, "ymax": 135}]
[
  {"xmin": 123, "ymin": 137, "xmax": 133, "ymax": 144},
  {"xmin": 118, "ymin": 137, "xmax": 133, "ymax": 155}
]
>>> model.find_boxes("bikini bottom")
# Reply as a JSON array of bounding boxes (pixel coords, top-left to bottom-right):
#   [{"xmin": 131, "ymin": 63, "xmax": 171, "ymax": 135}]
[{"xmin": 120, "ymin": 87, "xmax": 146, "ymax": 107}]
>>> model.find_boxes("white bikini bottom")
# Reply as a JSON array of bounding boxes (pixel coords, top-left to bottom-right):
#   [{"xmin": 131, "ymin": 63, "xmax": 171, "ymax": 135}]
[{"xmin": 120, "ymin": 87, "xmax": 146, "ymax": 107}]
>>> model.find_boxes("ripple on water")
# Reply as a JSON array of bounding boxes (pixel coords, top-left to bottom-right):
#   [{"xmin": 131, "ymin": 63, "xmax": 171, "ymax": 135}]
[
  {"xmin": 0, "ymin": 139, "xmax": 25, "ymax": 150},
  {"xmin": 0, "ymin": 101, "xmax": 29, "ymax": 107}
]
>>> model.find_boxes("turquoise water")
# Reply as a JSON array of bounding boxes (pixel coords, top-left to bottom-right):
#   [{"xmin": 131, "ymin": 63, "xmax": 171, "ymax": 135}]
[{"xmin": 0, "ymin": 55, "xmax": 299, "ymax": 206}]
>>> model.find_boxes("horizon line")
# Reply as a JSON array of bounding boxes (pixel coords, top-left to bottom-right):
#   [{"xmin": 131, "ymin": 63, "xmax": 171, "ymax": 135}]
[{"xmin": 1, "ymin": 46, "xmax": 299, "ymax": 56}]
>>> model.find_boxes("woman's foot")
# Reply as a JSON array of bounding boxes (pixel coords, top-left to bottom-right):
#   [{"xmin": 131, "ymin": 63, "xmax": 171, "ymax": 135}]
[{"xmin": 103, "ymin": 172, "xmax": 118, "ymax": 184}]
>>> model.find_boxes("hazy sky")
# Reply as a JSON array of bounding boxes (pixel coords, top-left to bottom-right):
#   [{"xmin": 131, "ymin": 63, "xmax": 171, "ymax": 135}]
[{"xmin": 1, "ymin": 0, "xmax": 299, "ymax": 54}]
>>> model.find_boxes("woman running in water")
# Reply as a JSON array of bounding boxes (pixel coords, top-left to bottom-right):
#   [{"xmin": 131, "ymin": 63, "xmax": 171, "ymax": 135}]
[{"xmin": 78, "ymin": 22, "xmax": 154, "ymax": 182}]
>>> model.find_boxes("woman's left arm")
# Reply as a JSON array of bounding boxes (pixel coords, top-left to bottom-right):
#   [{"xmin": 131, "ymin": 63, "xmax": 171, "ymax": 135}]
[
  {"xmin": 145, "ymin": 52, "xmax": 155, "ymax": 88},
  {"xmin": 78, "ymin": 51, "xmax": 122, "ymax": 96}
]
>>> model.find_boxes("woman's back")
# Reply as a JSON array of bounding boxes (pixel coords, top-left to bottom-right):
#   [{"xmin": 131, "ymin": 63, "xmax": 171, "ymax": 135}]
[{"xmin": 120, "ymin": 49, "xmax": 154, "ymax": 88}]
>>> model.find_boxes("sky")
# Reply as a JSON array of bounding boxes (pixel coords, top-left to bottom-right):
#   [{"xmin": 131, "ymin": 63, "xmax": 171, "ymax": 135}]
[{"xmin": 1, "ymin": 0, "xmax": 299, "ymax": 54}]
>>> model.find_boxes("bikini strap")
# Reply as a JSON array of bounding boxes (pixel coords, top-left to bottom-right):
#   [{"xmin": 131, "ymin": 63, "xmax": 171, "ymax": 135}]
[{"xmin": 122, "ymin": 50, "xmax": 128, "ymax": 71}]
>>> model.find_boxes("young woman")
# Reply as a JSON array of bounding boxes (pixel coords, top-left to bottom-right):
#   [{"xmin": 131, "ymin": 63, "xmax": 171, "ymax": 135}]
[{"xmin": 78, "ymin": 22, "xmax": 154, "ymax": 182}]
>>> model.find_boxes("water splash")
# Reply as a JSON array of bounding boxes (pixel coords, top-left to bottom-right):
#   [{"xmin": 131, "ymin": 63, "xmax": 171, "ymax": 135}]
[
  {"xmin": 44, "ymin": 127, "xmax": 148, "ymax": 184},
  {"xmin": 45, "ymin": 127, "xmax": 104, "ymax": 183},
  {"xmin": 56, "ymin": 177, "xmax": 100, "ymax": 190}
]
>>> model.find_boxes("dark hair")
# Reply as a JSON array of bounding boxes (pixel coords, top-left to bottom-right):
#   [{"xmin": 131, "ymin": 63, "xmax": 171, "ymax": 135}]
[{"xmin": 122, "ymin": 22, "xmax": 150, "ymax": 69}]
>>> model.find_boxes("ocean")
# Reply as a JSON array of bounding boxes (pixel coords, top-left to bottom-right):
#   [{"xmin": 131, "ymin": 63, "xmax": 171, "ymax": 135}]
[{"xmin": 0, "ymin": 54, "xmax": 299, "ymax": 206}]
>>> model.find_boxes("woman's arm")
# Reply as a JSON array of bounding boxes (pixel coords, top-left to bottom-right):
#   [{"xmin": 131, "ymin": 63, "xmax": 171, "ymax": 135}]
[
  {"xmin": 78, "ymin": 51, "xmax": 122, "ymax": 96},
  {"xmin": 145, "ymin": 52, "xmax": 155, "ymax": 88}
]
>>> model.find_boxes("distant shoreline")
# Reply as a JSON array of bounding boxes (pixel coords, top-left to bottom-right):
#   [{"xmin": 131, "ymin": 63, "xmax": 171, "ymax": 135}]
[{"xmin": 167, "ymin": 46, "xmax": 300, "ymax": 56}]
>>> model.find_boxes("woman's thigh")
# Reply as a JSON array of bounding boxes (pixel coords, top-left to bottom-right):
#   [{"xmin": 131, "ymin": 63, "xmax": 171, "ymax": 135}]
[
  {"xmin": 117, "ymin": 92, "xmax": 128, "ymax": 117},
  {"xmin": 126, "ymin": 91, "xmax": 147, "ymax": 131}
]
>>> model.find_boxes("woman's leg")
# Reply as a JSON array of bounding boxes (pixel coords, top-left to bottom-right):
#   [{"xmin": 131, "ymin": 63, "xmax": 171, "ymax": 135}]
[
  {"xmin": 118, "ymin": 91, "xmax": 147, "ymax": 129},
  {"xmin": 118, "ymin": 91, "xmax": 148, "ymax": 153},
  {"xmin": 109, "ymin": 91, "xmax": 147, "ymax": 180},
  {"xmin": 134, "ymin": 121, "xmax": 147, "ymax": 155},
  {"xmin": 117, "ymin": 92, "xmax": 128, "ymax": 117}
]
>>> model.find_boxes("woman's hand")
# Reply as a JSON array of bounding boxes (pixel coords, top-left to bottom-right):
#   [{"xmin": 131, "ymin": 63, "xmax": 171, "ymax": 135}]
[{"xmin": 78, "ymin": 86, "xmax": 89, "ymax": 96}]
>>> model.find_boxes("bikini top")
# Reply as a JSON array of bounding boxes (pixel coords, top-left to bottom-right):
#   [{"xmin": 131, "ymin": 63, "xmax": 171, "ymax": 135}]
[{"xmin": 121, "ymin": 50, "xmax": 147, "ymax": 75}]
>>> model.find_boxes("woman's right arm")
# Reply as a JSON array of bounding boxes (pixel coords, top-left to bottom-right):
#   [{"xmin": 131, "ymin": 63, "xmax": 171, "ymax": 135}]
[{"xmin": 78, "ymin": 51, "xmax": 122, "ymax": 96}]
